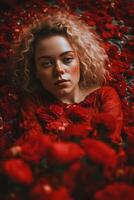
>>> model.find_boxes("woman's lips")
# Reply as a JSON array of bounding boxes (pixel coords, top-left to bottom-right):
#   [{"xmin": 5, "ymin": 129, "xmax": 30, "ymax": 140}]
[{"xmin": 54, "ymin": 79, "xmax": 69, "ymax": 85}]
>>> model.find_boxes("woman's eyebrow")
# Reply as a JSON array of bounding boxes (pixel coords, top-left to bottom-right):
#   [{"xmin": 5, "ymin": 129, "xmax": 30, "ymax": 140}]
[
  {"xmin": 60, "ymin": 50, "xmax": 74, "ymax": 56},
  {"xmin": 38, "ymin": 56, "xmax": 52, "ymax": 60},
  {"xmin": 38, "ymin": 51, "xmax": 74, "ymax": 60}
]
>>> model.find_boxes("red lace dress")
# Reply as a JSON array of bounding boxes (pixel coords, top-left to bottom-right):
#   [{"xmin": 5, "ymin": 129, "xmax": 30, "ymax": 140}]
[{"xmin": 19, "ymin": 86, "xmax": 123, "ymax": 143}]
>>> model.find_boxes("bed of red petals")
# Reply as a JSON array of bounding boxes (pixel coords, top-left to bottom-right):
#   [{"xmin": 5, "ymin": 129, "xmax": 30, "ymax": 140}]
[{"xmin": 0, "ymin": 0, "xmax": 134, "ymax": 200}]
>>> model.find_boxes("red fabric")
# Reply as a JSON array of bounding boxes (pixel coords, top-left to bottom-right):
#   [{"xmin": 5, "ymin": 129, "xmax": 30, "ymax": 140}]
[{"xmin": 19, "ymin": 86, "xmax": 123, "ymax": 142}]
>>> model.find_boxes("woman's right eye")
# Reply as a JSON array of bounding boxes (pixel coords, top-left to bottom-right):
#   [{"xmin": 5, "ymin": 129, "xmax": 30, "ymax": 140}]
[{"xmin": 41, "ymin": 60, "xmax": 53, "ymax": 67}]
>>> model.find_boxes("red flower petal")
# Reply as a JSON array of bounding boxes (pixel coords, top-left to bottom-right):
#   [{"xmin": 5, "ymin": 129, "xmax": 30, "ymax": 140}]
[
  {"xmin": 81, "ymin": 138, "xmax": 117, "ymax": 166},
  {"xmin": 3, "ymin": 159, "xmax": 33, "ymax": 185}
]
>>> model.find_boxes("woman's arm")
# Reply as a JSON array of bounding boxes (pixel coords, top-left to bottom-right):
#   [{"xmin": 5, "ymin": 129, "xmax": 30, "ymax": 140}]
[{"xmin": 99, "ymin": 86, "xmax": 123, "ymax": 142}]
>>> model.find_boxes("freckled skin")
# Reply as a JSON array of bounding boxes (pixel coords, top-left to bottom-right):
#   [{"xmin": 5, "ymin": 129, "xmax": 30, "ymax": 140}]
[{"xmin": 35, "ymin": 35, "xmax": 81, "ymax": 103}]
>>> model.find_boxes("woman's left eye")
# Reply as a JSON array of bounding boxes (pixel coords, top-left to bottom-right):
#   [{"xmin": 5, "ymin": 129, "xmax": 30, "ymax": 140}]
[{"xmin": 63, "ymin": 57, "xmax": 73, "ymax": 64}]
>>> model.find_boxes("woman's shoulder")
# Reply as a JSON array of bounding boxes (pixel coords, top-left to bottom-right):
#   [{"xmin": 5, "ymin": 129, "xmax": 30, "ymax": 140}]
[
  {"xmin": 82, "ymin": 86, "xmax": 118, "ymax": 104},
  {"xmin": 96, "ymin": 86, "xmax": 122, "ymax": 106},
  {"xmin": 85, "ymin": 86, "xmax": 118, "ymax": 98},
  {"xmin": 97, "ymin": 86, "xmax": 120, "ymax": 98},
  {"xmin": 99, "ymin": 86, "xmax": 117, "ymax": 93}
]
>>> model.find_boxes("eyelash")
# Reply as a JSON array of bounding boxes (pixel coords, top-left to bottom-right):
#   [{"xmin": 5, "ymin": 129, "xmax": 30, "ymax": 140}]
[
  {"xmin": 40, "ymin": 57, "xmax": 74, "ymax": 68},
  {"xmin": 41, "ymin": 61, "xmax": 53, "ymax": 67},
  {"xmin": 63, "ymin": 57, "xmax": 73, "ymax": 64}
]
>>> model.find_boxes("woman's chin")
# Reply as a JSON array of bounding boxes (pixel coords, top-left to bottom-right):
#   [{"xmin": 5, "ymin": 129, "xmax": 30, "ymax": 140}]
[{"xmin": 53, "ymin": 87, "xmax": 72, "ymax": 98}]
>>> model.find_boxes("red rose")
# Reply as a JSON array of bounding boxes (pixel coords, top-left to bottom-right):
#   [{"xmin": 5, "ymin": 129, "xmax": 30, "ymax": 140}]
[
  {"xmin": 112, "ymin": 74, "xmax": 128, "ymax": 97},
  {"xmin": 14, "ymin": 131, "xmax": 52, "ymax": 164},
  {"xmin": 121, "ymin": 48, "xmax": 133, "ymax": 62},
  {"xmin": 111, "ymin": 60, "xmax": 129, "ymax": 73},
  {"xmin": 66, "ymin": 105, "xmax": 89, "ymax": 123},
  {"xmin": 3, "ymin": 158, "xmax": 33, "ymax": 184},
  {"xmin": 50, "ymin": 186, "xmax": 72, "ymax": 200},
  {"xmin": 63, "ymin": 161, "xmax": 82, "ymax": 191},
  {"xmin": 63, "ymin": 123, "xmax": 92, "ymax": 139},
  {"xmin": 108, "ymin": 45, "xmax": 120, "ymax": 59},
  {"xmin": 30, "ymin": 178, "xmax": 53, "ymax": 200},
  {"xmin": 46, "ymin": 120, "xmax": 68, "ymax": 134},
  {"xmin": 48, "ymin": 141, "xmax": 85, "ymax": 165},
  {"xmin": 94, "ymin": 183, "xmax": 134, "ymax": 200},
  {"xmin": 101, "ymin": 31, "xmax": 113, "ymax": 39},
  {"xmin": 81, "ymin": 138, "xmax": 117, "ymax": 167},
  {"xmin": 48, "ymin": 104, "xmax": 64, "ymax": 118},
  {"xmin": 124, "ymin": 69, "xmax": 134, "ymax": 77},
  {"xmin": 82, "ymin": 92, "xmax": 97, "ymax": 107},
  {"xmin": 19, "ymin": 119, "xmax": 34, "ymax": 131},
  {"xmin": 31, "ymin": 179, "xmax": 72, "ymax": 200},
  {"xmin": 124, "ymin": 126, "xmax": 134, "ymax": 137},
  {"xmin": 117, "ymin": 166, "xmax": 134, "ymax": 182},
  {"xmin": 91, "ymin": 112, "xmax": 116, "ymax": 137},
  {"xmin": 121, "ymin": 99, "xmax": 133, "ymax": 125},
  {"xmin": 36, "ymin": 106, "xmax": 54, "ymax": 123}
]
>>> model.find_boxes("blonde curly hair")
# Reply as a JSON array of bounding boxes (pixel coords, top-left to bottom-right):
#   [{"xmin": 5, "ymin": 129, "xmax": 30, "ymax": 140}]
[{"xmin": 12, "ymin": 8, "xmax": 110, "ymax": 94}]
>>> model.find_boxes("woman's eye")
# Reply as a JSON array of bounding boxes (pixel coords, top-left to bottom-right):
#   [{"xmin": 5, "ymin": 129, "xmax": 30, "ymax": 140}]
[
  {"xmin": 63, "ymin": 57, "xmax": 73, "ymax": 64},
  {"xmin": 41, "ymin": 60, "xmax": 53, "ymax": 67}
]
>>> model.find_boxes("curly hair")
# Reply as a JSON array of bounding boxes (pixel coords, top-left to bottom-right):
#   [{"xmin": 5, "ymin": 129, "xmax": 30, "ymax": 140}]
[{"xmin": 12, "ymin": 8, "xmax": 110, "ymax": 94}]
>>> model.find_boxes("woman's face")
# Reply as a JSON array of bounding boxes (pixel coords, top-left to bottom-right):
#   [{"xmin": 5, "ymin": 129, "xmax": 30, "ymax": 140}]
[{"xmin": 35, "ymin": 35, "xmax": 80, "ymax": 99}]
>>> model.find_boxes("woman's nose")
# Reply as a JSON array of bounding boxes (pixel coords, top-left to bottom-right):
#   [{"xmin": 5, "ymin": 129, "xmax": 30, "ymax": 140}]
[{"xmin": 54, "ymin": 61, "xmax": 65, "ymax": 75}]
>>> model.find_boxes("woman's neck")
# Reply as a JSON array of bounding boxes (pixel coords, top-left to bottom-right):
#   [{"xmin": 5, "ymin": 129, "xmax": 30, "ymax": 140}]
[{"xmin": 57, "ymin": 85, "xmax": 101, "ymax": 104}]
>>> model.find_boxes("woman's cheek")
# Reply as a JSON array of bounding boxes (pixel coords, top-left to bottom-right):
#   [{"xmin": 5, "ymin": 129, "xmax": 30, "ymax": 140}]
[
  {"xmin": 71, "ymin": 66, "xmax": 80, "ymax": 73},
  {"xmin": 70, "ymin": 66, "xmax": 80, "ymax": 80}
]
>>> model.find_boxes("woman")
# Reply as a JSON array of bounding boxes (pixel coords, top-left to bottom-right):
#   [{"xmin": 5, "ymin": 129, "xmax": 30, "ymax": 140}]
[{"xmin": 13, "ymin": 8, "xmax": 123, "ymax": 143}]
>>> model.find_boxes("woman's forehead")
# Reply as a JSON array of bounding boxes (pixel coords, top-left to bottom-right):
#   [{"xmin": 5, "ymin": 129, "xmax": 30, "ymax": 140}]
[{"xmin": 35, "ymin": 35, "xmax": 75, "ymax": 57}]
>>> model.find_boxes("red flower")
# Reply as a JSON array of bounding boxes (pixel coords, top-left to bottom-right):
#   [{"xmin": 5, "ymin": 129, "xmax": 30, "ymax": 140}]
[
  {"xmin": 63, "ymin": 161, "xmax": 82, "ymax": 191},
  {"xmin": 48, "ymin": 104, "xmax": 64, "ymax": 118},
  {"xmin": 19, "ymin": 119, "xmax": 35, "ymax": 131},
  {"xmin": 81, "ymin": 11, "xmax": 96, "ymax": 27},
  {"xmin": 48, "ymin": 141, "xmax": 85, "ymax": 165},
  {"xmin": 91, "ymin": 113, "xmax": 116, "ymax": 137},
  {"xmin": 94, "ymin": 183, "xmax": 134, "ymax": 200},
  {"xmin": 14, "ymin": 131, "xmax": 52, "ymax": 164},
  {"xmin": 121, "ymin": 48, "xmax": 133, "ymax": 62},
  {"xmin": 46, "ymin": 120, "xmax": 68, "ymax": 134},
  {"xmin": 66, "ymin": 105, "xmax": 89, "ymax": 123},
  {"xmin": 36, "ymin": 104, "xmax": 64, "ymax": 123},
  {"xmin": 124, "ymin": 69, "xmax": 134, "ymax": 77},
  {"xmin": 36, "ymin": 106, "xmax": 54, "ymax": 123},
  {"xmin": 30, "ymin": 178, "xmax": 53, "ymax": 200},
  {"xmin": 101, "ymin": 31, "xmax": 113, "ymax": 39},
  {"xmin": 50, "ymin": 186, "xmax": 72, "ymax": 200},
  {"xmin": 108, "ymin": 45, "xmax": 120, "ymax": 59},
  {"xmin": 81, "ymin": 138, "xmax": 117, "ymax": 167},
  {"xmin": 31, "ymin": 178, "xmax": 72, "ymax": 200},
  {"xmin": 124, "ymin": 126, "xmax": 134, "ymax": 137},
  {"xmin": 110, "ymin": 76, "xmax": 127, "ymax": 97},
  {"xmin": 82, "ymin": 92, "xmax": 97, "ymax": 107},
  {"xmin": 63, "ymin": 123, "xmax": 92, "ymax": 139},
  {"xmin": 111, "ymin": 60, "xmax": 129, "ymax": 73},
  {"xmin": 2, "ymin": 158, "xmax": 33, "ymax": 185}
]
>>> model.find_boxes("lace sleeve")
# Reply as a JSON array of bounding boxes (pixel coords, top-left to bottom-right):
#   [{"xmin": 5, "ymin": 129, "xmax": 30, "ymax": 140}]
[{"xmin": 99, "ymin": 86, "xmax": 123, "ymax": 142}]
